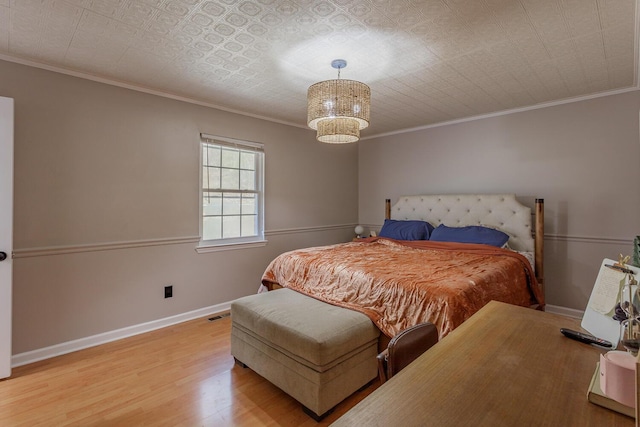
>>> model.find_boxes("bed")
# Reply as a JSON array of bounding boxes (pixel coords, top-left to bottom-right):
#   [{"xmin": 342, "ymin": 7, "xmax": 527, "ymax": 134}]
[{"xmin": 261, "ymin": 194, "xmax": 545, "ymax": 341}]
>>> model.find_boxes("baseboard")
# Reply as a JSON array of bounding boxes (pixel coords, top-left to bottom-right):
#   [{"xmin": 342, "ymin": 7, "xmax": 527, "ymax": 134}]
[
  {"xmin": 11, "ymin": 302, "xmax": 231, "ymax": 368},
  {"xmin": 545, "ymin": 304, "xmax": 584, "ymax": 319},
  {"xmin": 10, "ymin": 301, "xmax": 585, "ymax": 367}
]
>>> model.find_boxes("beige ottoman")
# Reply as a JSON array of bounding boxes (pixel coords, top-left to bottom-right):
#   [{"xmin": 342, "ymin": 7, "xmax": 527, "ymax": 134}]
[{"xmin": 230, "ymin": 288, "xmax": 380, "ymax": 420}]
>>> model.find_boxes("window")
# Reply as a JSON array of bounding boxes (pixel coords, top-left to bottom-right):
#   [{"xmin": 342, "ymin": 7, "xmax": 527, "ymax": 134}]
[{"xmin": 199, "ymin": 134, "xmax": 265, "ymax": 250}]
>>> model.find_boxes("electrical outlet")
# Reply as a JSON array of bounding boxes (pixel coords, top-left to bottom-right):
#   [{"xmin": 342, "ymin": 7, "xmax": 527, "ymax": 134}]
[{"xmin": 164, "ymin": 285, "xmax": 173, "ymax": 298}]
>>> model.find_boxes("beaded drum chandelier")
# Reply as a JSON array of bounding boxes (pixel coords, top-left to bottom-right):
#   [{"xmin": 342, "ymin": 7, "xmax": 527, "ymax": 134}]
[{"xmin": 307, "ymin": 59, "xmax": 370, "ymax": 144}]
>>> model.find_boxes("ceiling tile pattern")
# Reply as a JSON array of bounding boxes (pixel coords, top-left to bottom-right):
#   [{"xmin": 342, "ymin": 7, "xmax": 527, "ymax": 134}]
[{"xmin": 0, "ymin": 0, "xmax": 637, "ymax": 137}]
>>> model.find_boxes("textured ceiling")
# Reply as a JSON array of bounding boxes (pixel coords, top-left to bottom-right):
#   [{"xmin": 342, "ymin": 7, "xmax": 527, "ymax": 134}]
[{"xmin": 0, "ymin": 0, "xmax": 637, "ymax": 138}]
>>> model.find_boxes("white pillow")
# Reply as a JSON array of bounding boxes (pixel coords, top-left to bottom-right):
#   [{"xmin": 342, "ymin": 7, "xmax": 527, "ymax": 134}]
[{"xmin": 517, "ymin": 251, "xmax": 535, "ymax": 270}]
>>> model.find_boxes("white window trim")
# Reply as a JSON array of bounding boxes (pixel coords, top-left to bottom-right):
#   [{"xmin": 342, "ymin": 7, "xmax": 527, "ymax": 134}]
[
  {"xmin": 197, "ymin": 133, "xmax": 266, "ymax": 252},
  {"xmin": 195, "ymin": 239, "xmax": 267, "ymax": 254}
]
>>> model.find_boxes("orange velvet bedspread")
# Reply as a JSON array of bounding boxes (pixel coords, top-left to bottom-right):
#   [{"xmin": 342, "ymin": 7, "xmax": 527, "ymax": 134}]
[{"xmin": 261, "ymin": 237, "xmax": 544, "ymax": 339}]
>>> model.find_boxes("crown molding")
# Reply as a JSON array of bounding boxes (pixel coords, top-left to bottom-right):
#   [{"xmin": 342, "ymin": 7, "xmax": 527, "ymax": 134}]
[
  {"xmin": 0, "ymin": 53, "xmax": 307, "ymax": 130},
  {"xmin": 361, "ymin": 87, "xmax": 640, "ymax": 140}
]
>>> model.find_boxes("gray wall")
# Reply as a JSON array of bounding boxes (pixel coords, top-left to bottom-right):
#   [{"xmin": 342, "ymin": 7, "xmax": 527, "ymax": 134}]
[
  {"xmin": 0, "ymin": 59, "xmax": 358, "ymax": 354},
  {"xmin": 4, "ymin": 56, "xmax": 640, "ymax": 355},
  {"xmin": 359, "ymin": 91, "xmax": 640, "ymax": 311}
]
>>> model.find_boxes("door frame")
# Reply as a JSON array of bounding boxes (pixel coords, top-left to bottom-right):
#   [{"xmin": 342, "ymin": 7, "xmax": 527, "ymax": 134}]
[{"xmin": 0, "ymin": 96, "xmax": 14, "ymax": 379}]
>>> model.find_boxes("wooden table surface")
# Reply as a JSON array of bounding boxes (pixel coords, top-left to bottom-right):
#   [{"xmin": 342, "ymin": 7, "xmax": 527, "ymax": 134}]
[{"xmin": 332, "ymin": 301, "xmax": 634, "ymax": 427}]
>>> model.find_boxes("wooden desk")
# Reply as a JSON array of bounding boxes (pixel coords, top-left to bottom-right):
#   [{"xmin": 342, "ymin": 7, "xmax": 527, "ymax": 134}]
[{"xmin": 333, "ymin": 301, "xmax": 634, "ymax": 426}]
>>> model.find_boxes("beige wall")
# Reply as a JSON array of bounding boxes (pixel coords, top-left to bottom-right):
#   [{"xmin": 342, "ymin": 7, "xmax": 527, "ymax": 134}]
[
  {"xmin": 359, "ymin": 91, "xmax": 640, "ymax": 311},
  {"xmin": 0, "ymin": 59, "xmax": 358, "ymax": 354},
  {"xmin": 5, "ymin": 55, "xmax": 640, "ymax": 355}
]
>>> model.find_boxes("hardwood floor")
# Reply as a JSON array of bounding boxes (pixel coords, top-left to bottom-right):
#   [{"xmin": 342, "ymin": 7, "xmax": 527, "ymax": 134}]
[{"xmin": 0, "ymin": 314, "xmax": 379, "ymax": 426}]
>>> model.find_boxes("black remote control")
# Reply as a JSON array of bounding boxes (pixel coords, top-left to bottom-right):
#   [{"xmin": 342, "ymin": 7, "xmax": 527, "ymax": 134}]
[{"xmin": 560, "ymin": 328, "xmax": 613, "ymax": 348}]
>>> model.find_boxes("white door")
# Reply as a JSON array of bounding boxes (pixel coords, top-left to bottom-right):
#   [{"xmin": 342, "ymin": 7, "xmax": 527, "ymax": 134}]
[{"xmin": 0, "ymin": 97, "xmax": 14, "ymax": 379}]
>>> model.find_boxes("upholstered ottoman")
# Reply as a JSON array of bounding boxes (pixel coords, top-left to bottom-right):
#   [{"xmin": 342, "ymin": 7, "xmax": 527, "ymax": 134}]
[{"xmin": 230, "ymin": 288, "xmax": 380, "ymax": 420}]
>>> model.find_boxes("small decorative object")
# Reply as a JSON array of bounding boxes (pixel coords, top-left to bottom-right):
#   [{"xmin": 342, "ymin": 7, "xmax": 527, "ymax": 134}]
[
  {"xmin": 599, "ymin": 350, "xmax": 637, "ymax": 409},
  {"xmin": 613, "ymin": 254, "xmax": 640, "ymax": 355},
  {"xmin": 354, "ymin": 225, "xmax": 365, "ymax": 238},
  {"xmin": 619, "ymin": 311, "xmax": 640, "ymax": 355},
  {"xmin": 633, "ymin": 236, "xmax": 639, "ymax": 268},
  {"xmin": 307, "ymin": 59, "xmax": 370, "ymax": 144}
]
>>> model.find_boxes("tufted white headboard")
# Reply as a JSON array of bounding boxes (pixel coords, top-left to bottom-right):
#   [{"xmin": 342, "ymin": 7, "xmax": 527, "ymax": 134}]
[{"xmin": 388, "ymin": 194, "xmax": 534, "ymax": 252}]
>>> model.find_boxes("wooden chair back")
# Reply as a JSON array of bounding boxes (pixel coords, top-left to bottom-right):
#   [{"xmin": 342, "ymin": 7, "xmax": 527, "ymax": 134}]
[{"xmin": 377, "ymin": 322, "xmax": 438, "ymax": 384}]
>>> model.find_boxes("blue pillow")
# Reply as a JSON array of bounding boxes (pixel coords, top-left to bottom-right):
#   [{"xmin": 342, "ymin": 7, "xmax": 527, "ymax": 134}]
[
  {"xmin": 379, "ymin": 219, "xmax": 434, "ymax": 240},
  {"xmin": 429, "ymin": 224, "xmax": 509, "ymax": 247}
]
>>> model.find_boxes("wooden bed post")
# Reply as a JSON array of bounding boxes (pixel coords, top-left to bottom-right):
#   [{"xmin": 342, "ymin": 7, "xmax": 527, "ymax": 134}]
[
  {"xmin": 385, "ymin": 199, "xmax": 391, "ymax": 220},
  {"xmin": 534, "ymin": 198, "xmax": 544, "ymax": 297}
]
